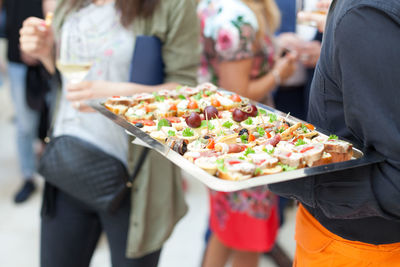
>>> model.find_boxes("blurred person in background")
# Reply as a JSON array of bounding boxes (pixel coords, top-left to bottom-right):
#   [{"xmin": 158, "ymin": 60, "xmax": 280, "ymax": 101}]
[
  {"xmin": 270, "ymin": 0, "xmax": 400, "ymax": 266},
  {"xmin": 270, "ymin": 3, "xmax": 324, "ymax": 263},
  {"xmin": 198, "ymin": 0, "xmax": 297, "ymax": 266},
  {"xmin": 20, "ymin": 0, "xmax": 199, "ymax": 266},
  {"xmin": 275, "ymin": 0, "xmax": 324, "ymax": 121},
  {"xmin": 0, "ymin": 0, "xmax": 54, "ymax": 203}
]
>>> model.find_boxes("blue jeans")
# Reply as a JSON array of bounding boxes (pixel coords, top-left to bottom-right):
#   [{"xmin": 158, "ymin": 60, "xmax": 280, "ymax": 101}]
[{"xmin": 8, "ymin": 62, "xmax": 40, "ymax": 179}]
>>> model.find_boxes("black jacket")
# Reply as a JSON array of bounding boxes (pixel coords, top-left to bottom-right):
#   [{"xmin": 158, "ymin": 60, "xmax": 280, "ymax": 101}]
[
  {"xmin": 4, "ymin": 0, "xmax": 43, "ymax": 63},
  {"xmin": 269, "ymin": 0, "xmax": 400, "ymax": 244}
]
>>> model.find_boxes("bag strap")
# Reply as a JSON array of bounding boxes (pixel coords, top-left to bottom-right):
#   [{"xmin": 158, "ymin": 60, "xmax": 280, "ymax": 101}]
[
  {"xmin": 44, "ymin": 70, "xmax": 63, "ymax": 144},
  {"xmin": 126, "ymin": 147, "xmax": 149, "ymax": 188}
]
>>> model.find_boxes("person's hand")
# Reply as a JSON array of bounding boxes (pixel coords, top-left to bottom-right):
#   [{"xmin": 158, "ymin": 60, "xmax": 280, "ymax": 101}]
[
  {"xmin": 297, "ymin": 11, "xmax": 327, "ymax": 33},
  {"xmin": 277, "ymin": 32, "xmax": 305, "ymax": 52},
  {"xmin": 297, "ymin": 0, "xmax": 332, "ymax": 33},
  {"xmin": 66, "ymin": 81, "xmax": 116, "ymax": 112},
  {"xmin": 316, "ymin": 0, "xmax": 332, "ymax": 11},
  {"xmin": 20, "ymin": 51, "xmax": 40, "ymax": 66},
  {"xmin": 19, "ymin": 17, "xmax": 54, "ymax": 62},
  {"xmin": 298, "ymin": 40, "xmax": 321, "ymax": 68},
  {"xmin": 273, "ymin": 52, "xmax": 298, "ymax": 83}
]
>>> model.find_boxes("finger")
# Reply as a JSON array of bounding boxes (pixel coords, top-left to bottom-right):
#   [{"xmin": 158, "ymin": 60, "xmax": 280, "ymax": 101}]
[
  {"xmin": 79, "ymin": 104, "xmax": 96, "ymax": 113},
  {"xmin": 67, "ymin": 81, "xmax": 93, "ymax": 92},
  {"xmin": 20, "ymin": 42, "xmax": 43, "ymax": 55},
  {"xmin": 20, "ymin": 35, "xmax": 42, "ymax": 45},
  {"xmin": 297, "ymin": 11, "xmax": 325, "ymax": 24},
  {"xmin": 286, "ymin": 51, "xmax": 298, "ymax": 61},
  {"xmin": 23, "ymin": 17, "xmax": 46, "ymax": 28},
  {"xmin": 66, "ymin": 90, "xmax": 94, "ymax": 102},
  {"xmin": 316, "ymin": 0, "xmax": 331, "ymax": 11}
]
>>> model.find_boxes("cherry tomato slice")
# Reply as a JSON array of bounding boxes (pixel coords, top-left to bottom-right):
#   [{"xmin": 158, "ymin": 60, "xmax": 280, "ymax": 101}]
[
  {"xmin": 206, "ymin": 139, "xmax": 215, "ymax": 149},
  {"xmin": 305, "ymin": 123, "xmax": 315, "ymax": 131},
  {"xmin": 169, "ymin": 103, "xmax": 177, "ymax": 111},
  {"xmin": 248, "ymin": 134, "xmax": 256, "ymax": 142},
  {"xmin": 131, "ymin": 120, "xmax": 155, "ymax": 126},
  {"xmin": 187, "ymin": 101, "xmax": 198, "ymax": 110},
  {"xmin": 230, "ymin": 94, "xmax": 242, "ymax": 102},
  {"xmin": 166, "ymin": 117, "xmax": 181, "ymax": 124},
  {"xmin": 211, "ymin": 99, "xmax": 221, "ymax": 107}
]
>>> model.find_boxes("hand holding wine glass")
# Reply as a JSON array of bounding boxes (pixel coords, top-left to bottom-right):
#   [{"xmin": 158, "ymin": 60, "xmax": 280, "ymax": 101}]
[{"xmin": 297, "ymin": 0, "xmax": 332, "ymax": 32}]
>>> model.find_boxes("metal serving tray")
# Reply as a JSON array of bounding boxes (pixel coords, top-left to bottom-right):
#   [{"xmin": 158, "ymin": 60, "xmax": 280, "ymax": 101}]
[{"xmin": 88, "ymin": 98, "xmax": 384, "ymax": 192}]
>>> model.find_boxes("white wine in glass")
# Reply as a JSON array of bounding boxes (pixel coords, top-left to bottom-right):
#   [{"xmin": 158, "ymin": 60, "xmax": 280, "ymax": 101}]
[
  {"xmin": 57, "ymin": 19, "xmax": 93, "ymax": 84},
  {"xmin": 56, "ymin": 61, "xmax": 93, "ymax": 84}
]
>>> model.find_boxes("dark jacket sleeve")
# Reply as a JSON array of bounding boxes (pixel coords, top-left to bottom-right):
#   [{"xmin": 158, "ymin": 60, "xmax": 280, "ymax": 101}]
[
  {"xmin": 270, "ymin": 6, "xmax": 400, "ymax": 221},
  {"xmin": 334, "ymin": 6, "xmax": 400, "ymax": 219}
]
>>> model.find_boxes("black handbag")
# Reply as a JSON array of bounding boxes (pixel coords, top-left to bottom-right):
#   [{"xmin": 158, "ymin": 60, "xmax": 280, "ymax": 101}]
[{"xmin": 38, "ymin": 135, "xmax": 148, "ymax": 213}]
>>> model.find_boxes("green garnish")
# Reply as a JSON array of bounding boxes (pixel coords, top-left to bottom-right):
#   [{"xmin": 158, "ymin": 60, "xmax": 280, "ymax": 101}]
[
  {"xmin": 295, "ymin": 139, "xmax": 307, "ymax": 146},
  {"xmin": 175, "ymin": 85, "xmax": 183, "ymax": 91},
  {"xmin": 204, "ymin": 90, "xmax": 212, "ymax": 96},
  {"xmin": 240, "ymin": 133, "xmax": 248, "ymax": 144},
  {"xmin": 254, "ymin": 167, "xmax": 262, "ymax": 175},
  {"xmin": 153, "ymin": 92, "xmax": 165, "ymax": 102},
  {"xmin": 238, "ymin": 156, "xmax": 245, "ymax": 160},
  {"xmin": 278, "ymin": 163, "xmax": 297, "ymax": 172},
  {"xmin": 157, "ymin": 118, "xmax": 170, "ymax": 130},
  {"xmin": 329, "ymin": 134, "xmax": 338, "ymax": 140},
  {"xmin": 168, "ymin": 130, "xmax": 176, "ymax": 136},
  {"xmin": 275, "ymin": 127, "xmax": 285, "ymax": 134},
  {"xmin": 244, "ymin": 147, "xmax": 255, "ymax": 156},
  {"xmin": 178, "ymin": 94, "xmax": 186, "ymax": 100},
  {"xmin": 263, "ymin": 148, "xmax": 275, "ymax": 155},
  {"xmin": 257, "ymin": 127, "xmax": 265, "ymax": 137},
  {"xmin": 217, "ymin": 130, "xmax": 225, "ymax": 136},
  {"xmin": 200, "ymin": 120, "xmax": 215, "ymax": 130},
  {"xmin": 258, "ymin": 109, "xmax": 267, "ymax": 116},
  {"xmin": 193, "ymin": 92, "xmax": 202, "ymax": 100},
  {"xmin": 269, "ymin": 113, "xmax": 277, "ymax": 123},
  {"xmin": 222, "ymin": 121, "xmax": 233, "ymax": 128},
  {"xmin": 301, "ymin": 124, "xmax": 308, "ymax": 133},
  {"xmin": 244, "ymin": 117, "xmax": 253, "ymax": 125},
  {"xmin": 182, "ymin": 128, "xmax": 194, "ymax": 137},
  {"xmin": 216, "ymin": 159, "xmax": 226, "ymax": 172}
]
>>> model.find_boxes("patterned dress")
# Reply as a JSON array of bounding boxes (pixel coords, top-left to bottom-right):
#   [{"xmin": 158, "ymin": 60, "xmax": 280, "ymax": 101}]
[{"xmin": 198, "ymin": 0, "xmax": 279, "ymax": 252}]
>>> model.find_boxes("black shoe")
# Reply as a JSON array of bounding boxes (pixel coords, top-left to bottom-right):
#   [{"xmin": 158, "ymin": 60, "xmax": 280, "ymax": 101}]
[{"xmin": 14, "ymin": 180, "xmax": 36, "ymax": 203}]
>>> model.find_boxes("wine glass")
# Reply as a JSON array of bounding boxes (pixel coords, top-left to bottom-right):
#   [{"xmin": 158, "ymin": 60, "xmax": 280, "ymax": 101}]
[
  {"xmin": 56, "ymin": 20, "xmax": 93, "ymax": 86},
  {"xmin": 56, "ymin": 19, "xmax": 93, "ymax": 117}
]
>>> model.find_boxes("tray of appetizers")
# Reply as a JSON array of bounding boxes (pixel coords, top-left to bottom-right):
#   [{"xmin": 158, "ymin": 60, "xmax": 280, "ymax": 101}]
[{"xmin": 88, "ymin": 83, "xmax": 384, "ymax": 192}]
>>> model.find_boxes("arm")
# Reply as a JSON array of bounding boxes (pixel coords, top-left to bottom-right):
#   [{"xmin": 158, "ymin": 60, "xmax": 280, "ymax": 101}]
[
  {"xmin": 335, "ymin": 6, "xmax": 400, "ymax": 219},
  {"xmin": 269, "ymin": 6, "xmax": 400, "ymax": 221},
  {"xmin": 213, "ymin": 24, "xmax": 296, "ymax": 101},
  {"xmin": 218, "ymin": 54, "xmax": 296, "ymax": 101},
  {"xmin": 66, "ymin": 0, "xmax": 201, "ymax": 109}
]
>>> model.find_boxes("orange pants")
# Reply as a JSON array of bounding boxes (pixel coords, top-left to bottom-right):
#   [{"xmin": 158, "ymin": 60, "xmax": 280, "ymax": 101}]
[{"xmin": 294, "ymin": 204, "xmax": 400, "ymax": 267}]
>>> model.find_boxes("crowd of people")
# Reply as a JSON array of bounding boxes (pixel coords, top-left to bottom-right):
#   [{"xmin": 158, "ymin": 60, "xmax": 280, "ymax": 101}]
[{"xmin": 2, "ymin": 0, "xmax": 400, "ymax": 266}]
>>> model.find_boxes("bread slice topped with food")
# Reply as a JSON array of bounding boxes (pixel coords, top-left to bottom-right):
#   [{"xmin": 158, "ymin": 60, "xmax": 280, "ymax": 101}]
[{"xmin": 102, "ymin": 82, "xmax": 357, "ymax": 182}]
